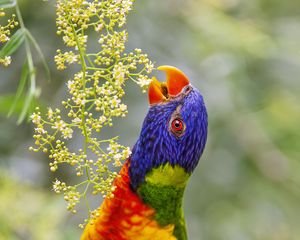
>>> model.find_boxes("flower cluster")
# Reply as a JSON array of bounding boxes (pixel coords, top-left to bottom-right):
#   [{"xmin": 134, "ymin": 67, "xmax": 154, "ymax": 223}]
[
  {"xmin": 54, "ymin": 50, "xmax": 78, "ymax": 70},
  {"xmin": 0, "ymin": 55, "xmax": 11, "ymax": 66},
  {"xmin": 0, "ymin": 10, "xmax": 18, "ymax": 66},
  {"xmin": 31, "ymin": 0, "xmax": 154, "ymax": 224}
]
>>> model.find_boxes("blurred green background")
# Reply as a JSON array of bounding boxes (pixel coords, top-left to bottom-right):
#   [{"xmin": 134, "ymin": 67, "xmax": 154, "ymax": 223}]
[{"xmin": 1, "ymin": 0, "xmax": 300, "ymax": 239}]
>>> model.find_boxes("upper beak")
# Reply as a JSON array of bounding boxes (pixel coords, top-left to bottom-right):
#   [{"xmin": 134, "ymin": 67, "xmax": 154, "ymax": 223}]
[{"xmin": 148, "ymin": 65, "xmax": 190, "ymax": 105}]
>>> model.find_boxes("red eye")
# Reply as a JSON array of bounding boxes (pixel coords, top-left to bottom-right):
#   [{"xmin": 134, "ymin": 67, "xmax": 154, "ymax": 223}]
[{"xmin": 171, "ymin": 118, "xmax": 184, "ymax": 134}]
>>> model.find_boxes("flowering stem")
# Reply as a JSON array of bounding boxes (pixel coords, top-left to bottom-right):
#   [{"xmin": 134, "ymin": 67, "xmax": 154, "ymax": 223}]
[
  {"xmin": 31, "ymin": 0, "xmax": 154, "ymax": 224},
  {"xmin": 71, "ymin": 24, "xmax": 90, "ymax": 182}
]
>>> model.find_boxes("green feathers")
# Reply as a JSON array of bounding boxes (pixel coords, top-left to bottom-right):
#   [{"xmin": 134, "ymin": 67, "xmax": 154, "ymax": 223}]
[
  {"xmin": 144, "ymin": 164, "xmax": 190, "ymax": 188},
  {"xmin": 137, "ymin": 164, "xmax": 190, "ymax": 240}
]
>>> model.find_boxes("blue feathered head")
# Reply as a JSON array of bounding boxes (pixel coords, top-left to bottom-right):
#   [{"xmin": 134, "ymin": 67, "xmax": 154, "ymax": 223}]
[{"xmin": 129, "ymin": 66, "xmax": 208, "ymax": 190}]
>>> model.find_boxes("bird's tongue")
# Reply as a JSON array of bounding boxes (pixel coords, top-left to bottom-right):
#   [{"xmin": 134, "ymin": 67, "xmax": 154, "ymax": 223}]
[{"xmin": 148, "ymin": 65, "xmax": 190, "ymax": 105}]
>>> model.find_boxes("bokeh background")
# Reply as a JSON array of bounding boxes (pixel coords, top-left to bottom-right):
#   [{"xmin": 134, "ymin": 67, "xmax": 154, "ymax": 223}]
[{"xmin": 1, "ymin": 0, "xmax": 300, "ymax": 239}]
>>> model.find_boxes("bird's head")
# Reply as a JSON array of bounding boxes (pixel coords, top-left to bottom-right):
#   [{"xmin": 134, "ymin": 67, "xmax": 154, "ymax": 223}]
[{"xmin": 129, "ymin": 66, "xmax": 208, "ymax": 190}]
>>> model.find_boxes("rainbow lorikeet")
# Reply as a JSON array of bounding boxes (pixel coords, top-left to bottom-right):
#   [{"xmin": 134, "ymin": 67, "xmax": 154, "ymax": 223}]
[{"xmin": 81, "ymin": 66, "xmax": 208, "ymax": 240}]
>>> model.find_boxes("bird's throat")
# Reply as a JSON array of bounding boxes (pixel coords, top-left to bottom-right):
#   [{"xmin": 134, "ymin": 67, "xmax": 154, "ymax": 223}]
[{"xmin": 137, "ymin": 164, "xmax": 190, "ymax": 240}]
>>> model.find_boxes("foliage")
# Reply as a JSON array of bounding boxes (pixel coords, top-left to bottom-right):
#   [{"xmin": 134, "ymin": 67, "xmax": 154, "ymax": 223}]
[
  {"xmin": 0, "ymin": 170, "xmax": 80, "ymax": 240},
  {"xmin": 0, "ymin": 1, "xmax": 49, "ymax": 123},
  {"xmin": 29, "ymin": 0, "xmax": 153, "ymax": 226}
]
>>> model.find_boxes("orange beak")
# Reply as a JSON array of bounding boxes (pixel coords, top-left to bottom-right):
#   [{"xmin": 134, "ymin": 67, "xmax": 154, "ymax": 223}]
[{"xmin": 148, "ymin": 65, "xmax": 190, "ymax": 105}]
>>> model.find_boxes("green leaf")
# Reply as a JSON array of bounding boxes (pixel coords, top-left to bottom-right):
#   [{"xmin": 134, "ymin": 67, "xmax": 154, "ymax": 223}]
[
  {"xmin": 7, "ymin": 60, "xmax": 29, "ymax": 117},
  {"xmin": 0, "ymin": 94, "xmax": 28, "ymax": 116},
  {"xmin": 17, "ymin": 67, "xmax": 37, "ymax": 124},
  {"xmin": 0, "ymin": 95, "xmax": 17, "ymax": 115},
  {"xmin": 17, "ymin": 93, "xmax": 33, "ymax": 124},
  {"xmin": 0, "ymin": 28, "xmax": 25, "ymax": 57},
  {"xmin": 0, "ymin": 94, "xmax": 45, "ymax": 122},
  {"xmin": 25, "ymin": 30, "xmax": 51, "ymax": 82},
  {"xmin": 17, "ymin": 83, "xmax": 34, "ymax": 124},
  {"xmin": 0, "ymin": 0, "xmax": 16, "ymax": 8}
]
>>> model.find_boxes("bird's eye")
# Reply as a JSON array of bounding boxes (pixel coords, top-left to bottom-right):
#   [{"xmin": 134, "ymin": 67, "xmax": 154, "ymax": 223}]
[{"xmin": 170, "ymin": 118, "xmax": 185, "ymax": 136}]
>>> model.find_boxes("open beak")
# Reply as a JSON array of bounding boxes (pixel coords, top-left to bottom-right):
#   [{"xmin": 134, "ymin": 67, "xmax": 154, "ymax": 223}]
[{"xmin": 148, "ymin": 65, "xmax": 190, "ymax": 105}]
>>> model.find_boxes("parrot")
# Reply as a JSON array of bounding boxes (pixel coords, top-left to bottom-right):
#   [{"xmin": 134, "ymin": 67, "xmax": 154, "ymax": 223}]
[{"xmin": 81, "ymin": 65, "xmax": 208, "ymax": 240}]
